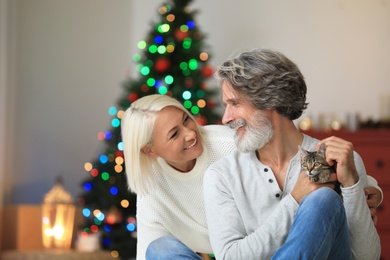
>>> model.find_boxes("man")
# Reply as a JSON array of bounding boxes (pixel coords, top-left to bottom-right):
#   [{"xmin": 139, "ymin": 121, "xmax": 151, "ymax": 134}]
[{"xmin": 203, "ymin": 48, "xmax": 381, "ymax": 259}]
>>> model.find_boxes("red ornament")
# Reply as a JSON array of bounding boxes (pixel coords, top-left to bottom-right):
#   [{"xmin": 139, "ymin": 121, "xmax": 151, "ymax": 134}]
[
  {"xmin": 185, "ymin": 78, "xmax": 193, "ymax": 88},
  {"xmin": 200, "ymin": 82, "xmax": 207, "ymax": 90},
  {"xmin": 155, "ymin": 58, "xmax": 171, "ymax": 73},
  {"xmin": 77, "ymin": 197, "xmax": 85, "ymax": 206},
  {"xmin": 207, "ymin": 99, "xmax": 216, "ymax": 109},
  {"xmin": 141, "ymin": 84, "xmax": 149, "ymax": 93},
  {"xmin": 200, "ymin": 82, "xmax": 208, "ymax": 90},
  {"xmin": 115, "ymin": 150, "xmax": 124, "ymax": 158},
  {"xmin": 196, "ymin": 115, "xmax": 207, "ymax": 126},
  {"xmin": 202, "ymin": 66, "xmax": 214, "ymax": 78},
  {"xmin": 128, "ymin": 92, "xmax": 138, "ymax": 102},
  {"xmin": 194, "ymin": 32, "xmax": 202, "ymax": 40},
  {"xmin": 105, "ymin": 208, "xmax": 122, "ymax": 225},
  {"xmin": 174, "ymin": 28, "xmax": 190, "ymax": 41}
]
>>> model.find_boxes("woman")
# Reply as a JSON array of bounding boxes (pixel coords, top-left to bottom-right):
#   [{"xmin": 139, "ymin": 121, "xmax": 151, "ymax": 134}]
[{"xmin": 121, "ymin": 94, "xmax": 382, "ymax": 260}]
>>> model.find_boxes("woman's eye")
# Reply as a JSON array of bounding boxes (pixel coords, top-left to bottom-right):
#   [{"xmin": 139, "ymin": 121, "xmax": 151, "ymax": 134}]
[
  {"xmin": 183, "ymin": 115, "xmax": 189, "ymax": 124},
  {"xmin": 170, "ymin": 131, "xmax": 178, "ymax": 140}
]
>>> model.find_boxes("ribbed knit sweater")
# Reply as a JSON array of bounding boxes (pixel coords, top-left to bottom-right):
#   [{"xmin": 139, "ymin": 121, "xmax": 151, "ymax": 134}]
[{"xmin": 135, "ymin": 125, "xmax": 236, "ymax": 259}]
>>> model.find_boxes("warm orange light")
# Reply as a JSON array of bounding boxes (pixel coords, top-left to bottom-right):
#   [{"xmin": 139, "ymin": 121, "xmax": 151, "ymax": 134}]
[{"xmin": 41, "ymin": 178, "xmax": 75, "ymax": 250}]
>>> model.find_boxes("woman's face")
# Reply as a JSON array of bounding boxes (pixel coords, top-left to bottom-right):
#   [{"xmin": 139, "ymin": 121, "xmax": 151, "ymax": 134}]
[{"xmin": 143, "ymin": 106, "xmax": 203, "ymax": 172}]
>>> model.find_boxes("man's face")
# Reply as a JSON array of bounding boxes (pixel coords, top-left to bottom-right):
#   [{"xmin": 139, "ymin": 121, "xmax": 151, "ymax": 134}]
[{"xmin": 221, "ymin": 82, "xmax": 273, "ymax": 152}]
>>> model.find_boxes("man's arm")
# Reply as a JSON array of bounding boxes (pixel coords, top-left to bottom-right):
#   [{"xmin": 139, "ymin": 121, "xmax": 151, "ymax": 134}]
[
  {"xmin": 342, "ymin": 154, "xmax": 381, "ymax": 259},
  {"xmin": 319, "ymin": 137, "xmax": 381, "ymax": 260}
]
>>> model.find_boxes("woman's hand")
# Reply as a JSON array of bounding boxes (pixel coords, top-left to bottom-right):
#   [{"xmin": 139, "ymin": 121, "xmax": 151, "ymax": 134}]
[{"xmin": 365, "ymin": 186, "xmax": 382, "ymax": 225}]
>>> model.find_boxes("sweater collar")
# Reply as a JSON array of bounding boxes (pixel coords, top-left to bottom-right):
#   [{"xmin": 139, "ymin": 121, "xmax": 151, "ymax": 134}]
[{"xmin": 156, "ymin": 145, "xmax": 209, "ymax": 180}]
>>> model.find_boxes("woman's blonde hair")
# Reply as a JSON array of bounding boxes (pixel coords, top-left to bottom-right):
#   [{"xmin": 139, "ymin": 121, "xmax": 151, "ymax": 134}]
[{"xmin": 121, "ymin": 94, "xmax": 202, "ymax": 196}]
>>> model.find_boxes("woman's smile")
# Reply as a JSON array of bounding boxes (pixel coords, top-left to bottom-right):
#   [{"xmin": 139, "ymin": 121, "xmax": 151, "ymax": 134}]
[{"xmin": 184, "ymin": 138, "xmax": 197, "ymax": 151}]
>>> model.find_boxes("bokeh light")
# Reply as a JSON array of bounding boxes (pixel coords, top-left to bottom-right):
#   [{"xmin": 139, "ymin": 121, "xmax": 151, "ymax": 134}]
[
  {"xmin": 110, "ymin": 187, "xmax": 118, "ymax": 195},
  {"xmin": 121, "ymin": 200, "xmax": 129, "ymax": 208},
  {"xmin": 199, "ymin": 52, "xmax": 208, "ymax": 61},
  {"xmin": 117, "ymin": 142, "xmax": 124, "ymax": 151},
  {"xmin": 165, "ymin": 75, "xmax": 174, "ymax": 84},
  {"xmin": 99, "ymin": 155, "xmax": 108, "ymax": 164},
  {"xmin": 108, "ymin": 106, "xmax": 117, "ymax": 116},
  {"xmin": 197, "ymin": 99, "xmax": 206, "ymax": 108},
  {"xmin": 140, "ymin": 66, "xmax": 150, "ymax": 76},
  {"xmin": 186, "ymin": 20, "xmax": 195, "ymax": 29},
  {"xmin": 182, "ymin": 91, "xmax": 191, "ymax": 100},
  {"xmin": 191, "ymin": 106, "xmax": 200, "ymax": 114},
  {"xmin": 166, "ymin": 14, "xmax": 175, "ymax": 22},
  {"xmin": 137, "ymin": 41, "xmax": 146, "ymax": 49},
  {"xmin": 154, "ymin": 36, "xmax": 163, "ymax": 44},
  {"xmin": 84, "ymin": 162, "xmax": 93, "ymax": 172},
  {"xmin": 111, "ymin": 118, "xmax": 120, "ymax": 128}
]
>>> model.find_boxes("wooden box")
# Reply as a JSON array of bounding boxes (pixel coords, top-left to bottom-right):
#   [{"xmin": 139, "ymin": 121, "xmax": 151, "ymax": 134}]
[
  {"xmin": 1, "ymin": 205, "xmax": 43, "ymax": 251},
  {"xmin": 1, "ymin": 205, "xmax": 84, "ymax": 252}
]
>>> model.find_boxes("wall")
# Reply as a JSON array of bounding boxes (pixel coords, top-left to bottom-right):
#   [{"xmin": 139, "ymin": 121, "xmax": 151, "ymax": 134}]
[
  {"xmin": 4, "ymin": 0, "xmax": 390, "ymax": 204},
  {"xmin": 5, "ymin": 0, "xmax": 133, "ymax": 204},
  {"xmin": 0, "ymin": 0, "xmax": 9, "ymax": 249}
]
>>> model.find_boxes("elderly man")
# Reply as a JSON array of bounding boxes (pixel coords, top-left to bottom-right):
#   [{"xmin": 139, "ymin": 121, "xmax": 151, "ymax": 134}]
[{"xmin": 204, "ymin": 48, "xmax": 381, "ymax": 259}]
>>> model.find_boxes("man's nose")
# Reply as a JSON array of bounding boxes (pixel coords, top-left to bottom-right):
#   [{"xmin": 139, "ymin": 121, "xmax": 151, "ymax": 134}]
[{"xmin": 222, "ymin": 106, "xmax": 233, "ymax": 125}]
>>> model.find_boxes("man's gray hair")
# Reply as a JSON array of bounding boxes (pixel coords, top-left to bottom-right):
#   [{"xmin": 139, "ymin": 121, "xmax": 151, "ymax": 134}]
[{"xmin": 216, "ymin": 48, "xmax": 309, "ymax": 120}]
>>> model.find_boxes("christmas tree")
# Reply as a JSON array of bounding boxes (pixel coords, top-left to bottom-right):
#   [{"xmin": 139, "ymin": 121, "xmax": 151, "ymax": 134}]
[{"xmin": 78, "ymin": 0, "xmax": 221, "ymax": 259}]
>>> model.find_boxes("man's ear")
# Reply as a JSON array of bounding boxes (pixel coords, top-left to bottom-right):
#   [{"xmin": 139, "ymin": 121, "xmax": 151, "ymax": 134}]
[{"xmin": 141, "ymin": 146, "xmax": 158, "ymax": 159}]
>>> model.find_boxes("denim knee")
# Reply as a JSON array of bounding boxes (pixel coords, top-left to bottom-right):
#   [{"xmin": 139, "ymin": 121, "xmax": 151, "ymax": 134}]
[
  {"xmin": 146, "ymin": 236, "xmax": 203, "ymax": 260},
  {"xmin": 146, "ymin": 236, "xmax": 176, "ymax": 259},
  {"xmin": 302, "ymin": 187, "xmax": 343, "ymax": 212}
]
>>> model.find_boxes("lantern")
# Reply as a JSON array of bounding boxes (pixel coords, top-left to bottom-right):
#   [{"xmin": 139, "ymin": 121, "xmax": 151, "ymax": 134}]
[{"xmin": 41, "ymin": 177, "xmax": 76, "ymax": 250}]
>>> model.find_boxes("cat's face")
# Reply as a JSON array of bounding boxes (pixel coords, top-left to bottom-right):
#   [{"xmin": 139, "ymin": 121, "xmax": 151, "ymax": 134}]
[{"xmin": 299, "ymin": 144, "xmax": 330, "ymax": 177}]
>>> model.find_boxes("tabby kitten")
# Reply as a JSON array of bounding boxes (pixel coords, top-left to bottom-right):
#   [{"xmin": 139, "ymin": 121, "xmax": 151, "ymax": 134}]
[
  {"xmin": 299, "ymin": 143, "xmax": 335, "ymax": 183},
  {"xmin": 299, "ymin": 144, "xmax": 341, "ymax": 194}
]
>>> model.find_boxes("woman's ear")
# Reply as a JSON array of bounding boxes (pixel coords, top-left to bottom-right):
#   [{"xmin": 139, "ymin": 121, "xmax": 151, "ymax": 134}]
[{"xmin": 141, "ymin": 146, "xmax": 158, "ymax": 159}]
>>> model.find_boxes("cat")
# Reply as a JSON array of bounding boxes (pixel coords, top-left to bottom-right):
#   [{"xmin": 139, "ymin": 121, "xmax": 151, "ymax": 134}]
[
  {"xmin": 298, "ymin": 143, "xmax": 335, "ymax": 183},
  {"xmin": 299, "ymin": 143, "xmax": 341, "ymax": 195}
]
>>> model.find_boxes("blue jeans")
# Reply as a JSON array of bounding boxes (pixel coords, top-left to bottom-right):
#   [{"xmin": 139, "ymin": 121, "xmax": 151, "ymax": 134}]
[
  {"xmin": 146, "ymin": 188, "xmax": 351, "ymax": 260},
  {"xmin": 272, "ymin": 187, "xmax": 352, "ymax": 260},
  {"xmin": 146, "ymin": 236, "xmax": 203, "ymax": 260}
]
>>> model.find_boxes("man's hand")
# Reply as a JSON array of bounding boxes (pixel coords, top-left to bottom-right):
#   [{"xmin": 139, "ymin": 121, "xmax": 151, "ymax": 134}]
[
  {"xmin": 365, "ymin": 186, "xmax": 382, "ymax": 225},
  {"xmin": 291, "ymin": 172, "xmax": 338, "ymax": 204},
  {"xmin": 317, "ymin": 136, "xmax": 359, "ymax": 187}
]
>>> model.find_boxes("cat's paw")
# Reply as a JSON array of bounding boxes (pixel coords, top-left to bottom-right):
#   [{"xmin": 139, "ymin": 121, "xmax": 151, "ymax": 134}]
[
  {"xmin": 309, "ymin": 176, "xmax": 319, "ymax": 182},
  {"xmin": 319, "ymin": 173, "xmax": 330, "ymax": 183}
]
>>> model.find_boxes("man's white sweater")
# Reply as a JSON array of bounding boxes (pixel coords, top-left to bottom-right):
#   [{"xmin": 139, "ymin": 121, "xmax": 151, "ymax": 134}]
[{"xmin": 203, "ymin": 134, "xmax": 381, "ymax": 260}]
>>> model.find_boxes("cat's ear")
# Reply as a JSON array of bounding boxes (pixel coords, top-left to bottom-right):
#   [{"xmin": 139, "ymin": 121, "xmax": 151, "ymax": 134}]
[
  {"xmin": 317, "ymin": 143, "xmax": 327, "ymax": 158},
  {"xmin": 298, "ymin": 145, "xmax": 308, "ymax": 156}
]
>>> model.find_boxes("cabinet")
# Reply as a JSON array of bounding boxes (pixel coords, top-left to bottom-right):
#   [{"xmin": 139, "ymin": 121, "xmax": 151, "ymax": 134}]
[
  {"xmin": 0, "ymin": 250, "xmax": 115, "ymax": 260},
  {"xmin": 302, "ymin": 129, "xmax": 390, "ymax": 259}
]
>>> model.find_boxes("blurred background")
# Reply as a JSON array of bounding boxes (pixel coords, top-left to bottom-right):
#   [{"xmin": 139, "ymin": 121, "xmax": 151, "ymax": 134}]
[
  {"xmin": 2, "ymin": 0, "xmax": 389, "ymax": 205},
  {"xmin": 0, "ymin": 0, "xmax": 389, "ymax": 257}
]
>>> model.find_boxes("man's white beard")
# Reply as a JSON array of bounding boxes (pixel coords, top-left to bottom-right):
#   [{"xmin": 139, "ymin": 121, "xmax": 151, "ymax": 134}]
[{"xmin": 230, "ymin": 111, "xmax": 273, "ymax": 153}]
